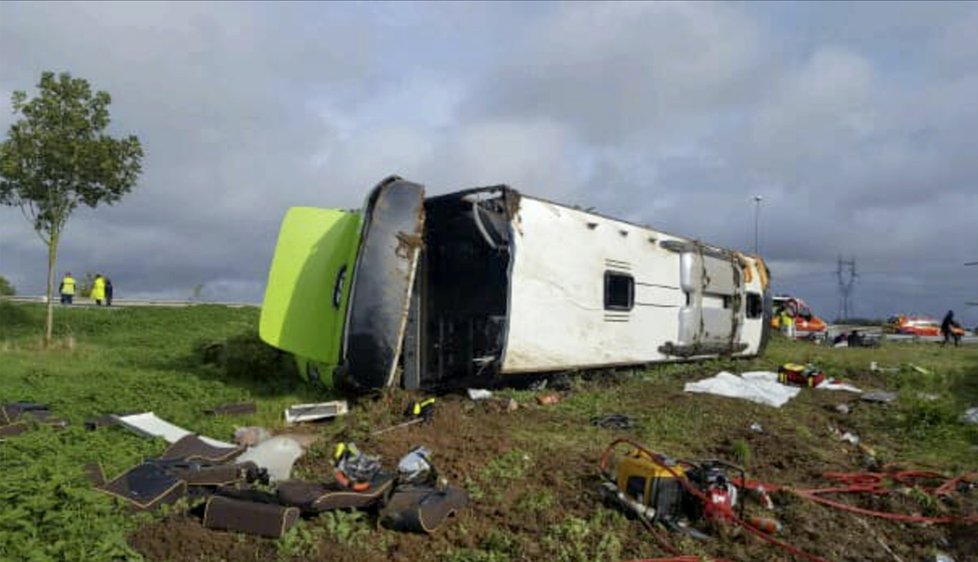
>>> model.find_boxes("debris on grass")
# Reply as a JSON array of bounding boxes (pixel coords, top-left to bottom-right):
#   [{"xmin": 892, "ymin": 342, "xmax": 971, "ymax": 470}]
[
  {"xmin": 113, "ymin": 411, "xmax": 236, "ymax": 447},
  {"xmin": 908, "ymin": 363, "xmax": 932, "ymax": 375},
  {"xmin": 961, "ymin": 407, "xmax": 978, "ymax": 425},
  {"xmin": 591, "ymin": 413, "xmax": 635, "ymax": 430},
  {"xmin": 284, "ymin": 400, "xmax": 349, "ymax": 425},
  {"xmin": 536, "ymin": 393, "xmax": 561, "ymax": 406},
  {"xmin": 840, "ymin": 432, "xmax": 860, "ymax": 445},
  {"xmin": 467, "ymin": 388, "xmax": 493, "ymax": 400},
  {"xmin": 236, "ymin": 436, "xmax": 304, "ymax": 482},
  {"xmin": 816, "ymin": 379, "xmax": 863, "ymax": 393},
  {"xmin": 234, "ymin": 426, "xmax": 271, "ymax": 446},
  {"xmin": 204, "ymin": 402, "xmax": 257, "ymax": 416},
  {"xmin": 862, "ymin": 391, "xmax": 898, "ymax": 403}
]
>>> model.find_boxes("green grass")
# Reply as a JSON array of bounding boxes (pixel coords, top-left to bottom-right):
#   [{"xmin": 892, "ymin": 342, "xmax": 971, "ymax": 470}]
[
  {"xmin": 2, "ymin": 301, "xmax": 977, "ymax": 562},
  {"xmin": 0, "ymin": 302, "xmax": 333, "ymax": 562}
]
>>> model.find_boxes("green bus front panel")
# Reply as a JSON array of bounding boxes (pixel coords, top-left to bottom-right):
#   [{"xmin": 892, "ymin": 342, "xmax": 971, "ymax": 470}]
[{"xmin": 259, "ymin": 207, "xmax": 362, "ymax": 379}]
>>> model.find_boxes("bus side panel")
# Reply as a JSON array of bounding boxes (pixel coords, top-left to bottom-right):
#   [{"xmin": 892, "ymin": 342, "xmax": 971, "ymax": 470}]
[{"xmin": 500, "ymin": 199, "xmax": 689, "ymax": 373}]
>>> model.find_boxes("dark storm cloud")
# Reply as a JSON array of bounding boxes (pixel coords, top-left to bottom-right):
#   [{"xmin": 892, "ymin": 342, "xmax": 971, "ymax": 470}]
[
  {"xmin": 1, "ymin": 2, "xmax": 976, "ymax": 324},
  {"xmin": 460, "ymin": 2, "xmax": 978, "ymax": 322}
]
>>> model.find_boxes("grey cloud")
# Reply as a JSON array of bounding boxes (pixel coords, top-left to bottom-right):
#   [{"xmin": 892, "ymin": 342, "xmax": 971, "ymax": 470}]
[{"xmin": 1, "ymin": 2, "xmax": 976, "ymax": 325}]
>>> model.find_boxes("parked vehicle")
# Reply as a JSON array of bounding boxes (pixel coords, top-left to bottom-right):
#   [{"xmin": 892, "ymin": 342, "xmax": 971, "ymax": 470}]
[
  {"xmin": 259, "ymin": 176, "xmax": 772, "ymax": 391},
  {"xmin": 888, "ymin": 315, "xmax": 966, "ymax": 338},
  {"xmin": 771, "ymin": 295, "xmax": 827, "ymax": 338}
]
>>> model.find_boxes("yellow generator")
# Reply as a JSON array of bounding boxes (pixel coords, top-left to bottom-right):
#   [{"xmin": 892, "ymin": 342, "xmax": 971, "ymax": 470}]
[
  {"xmin": 601, "ymin": 442, "xmax": 687, "ymax": 522},
  {"xmin": 599, "ymin": 438, "xmax": 744, "ymax": 525}
]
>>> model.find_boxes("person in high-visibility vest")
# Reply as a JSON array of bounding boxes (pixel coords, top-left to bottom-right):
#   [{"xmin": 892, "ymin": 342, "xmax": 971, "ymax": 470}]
[
  {"xmin": 91, "ymin": 274, "xmax": 106, "ymax": 306},
  {"xmin": 59, "ymin": 273, "xmax": 77, "ymax": 305},
  {"xmin": 779, "ymin": 309, "xmax": 795, "ymax": 339}
]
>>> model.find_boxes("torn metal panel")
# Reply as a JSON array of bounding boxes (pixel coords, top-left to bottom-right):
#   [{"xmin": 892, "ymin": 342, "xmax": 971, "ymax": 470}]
[{"xmin": 112, "ymin": 412, "xmax": 236, "ymax": 448}]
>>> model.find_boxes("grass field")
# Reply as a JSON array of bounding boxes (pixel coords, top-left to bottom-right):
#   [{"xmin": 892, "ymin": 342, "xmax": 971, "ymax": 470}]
[{"xmin": 1, "ymin": 301, "xmax": 976, "ymax": 562}]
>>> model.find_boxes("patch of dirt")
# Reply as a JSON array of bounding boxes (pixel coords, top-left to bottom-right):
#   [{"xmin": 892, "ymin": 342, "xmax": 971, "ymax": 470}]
[
  {"xmin": 131, "ymin": 516, "xmax": 277, "ymax": 562},
  {"xmin": 130, "ymin": 379, "xmax": 978, "ymax": 562}
]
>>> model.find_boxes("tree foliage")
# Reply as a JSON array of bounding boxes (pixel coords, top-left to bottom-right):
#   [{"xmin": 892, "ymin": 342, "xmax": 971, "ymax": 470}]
[
  {"xmin": 0, "ymin": 71, "xmax": 143, "ymax": 343},
  {"xmin": 0, "ymin": 71, "xmax": 143, "ymax": 238},
  {"xmin": 0, "ymin": 275, "xmax": 15, "ymax": 296}
]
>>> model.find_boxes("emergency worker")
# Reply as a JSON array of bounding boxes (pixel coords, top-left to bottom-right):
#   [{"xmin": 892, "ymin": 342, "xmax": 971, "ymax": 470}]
[
  {"xmin": 59, "ymin": 272, "xmax": 76, "ymax": 305},
  {"xmin": 941, "ymin": 310, "xmax": 960, "ymax": 347},
  {"xmin": 91, "ymin": 274, "xmax": 106, "ymax": 306},
  {"xmin": 779, "ymin": 309, "xmax": 795, "ymax": 339}
]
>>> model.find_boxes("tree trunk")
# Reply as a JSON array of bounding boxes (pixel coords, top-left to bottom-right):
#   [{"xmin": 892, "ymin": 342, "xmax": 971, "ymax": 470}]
[{"xmin": 44, "ymin": 232, "xmax": 58, "ymax": 347}]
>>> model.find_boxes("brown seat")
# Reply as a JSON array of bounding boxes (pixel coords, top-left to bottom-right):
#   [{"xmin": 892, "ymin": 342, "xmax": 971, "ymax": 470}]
[
  {"xmin": 379, "ymin": 485, "xmax": 468, "ymax": 533},
  {"xmin": 276, "ymin": 474, "xmax": 395, "ymax": 513},
  {"xmin": 203, "ymin": 496, "xmax": 299, "ymax": 538}
]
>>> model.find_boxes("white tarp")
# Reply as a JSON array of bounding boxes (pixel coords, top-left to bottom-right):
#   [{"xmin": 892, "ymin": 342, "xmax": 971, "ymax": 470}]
[
  {"xmin": 684, "ymin": 371, "xmax": 801, "ymax": 408},
  {"xmin": 113, "ymin": 412, "xmax": 236, "ymax": 448}
]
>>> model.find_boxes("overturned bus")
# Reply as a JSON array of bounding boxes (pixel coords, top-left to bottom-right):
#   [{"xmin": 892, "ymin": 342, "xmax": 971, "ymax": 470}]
[{"xmin": 259, "ymin": 176, "xmax": 771, "ymax": 391}]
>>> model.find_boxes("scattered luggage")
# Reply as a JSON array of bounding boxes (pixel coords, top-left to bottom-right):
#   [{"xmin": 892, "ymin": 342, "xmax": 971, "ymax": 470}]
[
  {"xmin": 777, "ymin": 363, "xmax": 827, "ymax": 388},
  {"xmin": 204, "ymin": 402, "xmax": 257, "ymax": 417}
]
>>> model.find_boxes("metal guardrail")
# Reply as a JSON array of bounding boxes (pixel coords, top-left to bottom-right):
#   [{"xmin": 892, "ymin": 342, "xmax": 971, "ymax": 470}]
[{"xmin": 0, "ymin": 295, "xmax": 257, "ymax": 308}]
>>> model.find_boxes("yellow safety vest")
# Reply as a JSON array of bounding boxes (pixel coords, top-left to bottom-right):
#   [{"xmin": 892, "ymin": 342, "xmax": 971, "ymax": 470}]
[
  {"xmin": 91, "ymin": 277, "xmax": 106, "ymax": 300},
  {"xmin": 62, "ymin": 277, "xmax": 76, "ymax": 295}
]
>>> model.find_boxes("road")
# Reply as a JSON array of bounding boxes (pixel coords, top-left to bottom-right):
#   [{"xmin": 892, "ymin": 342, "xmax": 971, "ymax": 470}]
[{"xmin": 826, "ymin": 323, "xmax": 978, "ymax": 345}]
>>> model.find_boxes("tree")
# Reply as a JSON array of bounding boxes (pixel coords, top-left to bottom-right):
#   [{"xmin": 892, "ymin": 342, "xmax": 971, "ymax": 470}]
[
  {"xmin": 0, "ymin": 72, "xmax": 142, "ymax": 345},
  {"xmin": 0, "ymin": 275, "xmax": 15, "ymax": 296}
]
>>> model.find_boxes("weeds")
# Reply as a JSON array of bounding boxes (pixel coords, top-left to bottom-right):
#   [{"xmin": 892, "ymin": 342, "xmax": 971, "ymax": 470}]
[
  {"xmin": 464, "ymin": 477, "xmax": 486, "ymax": 502},
  {"xmin": 480, "ymin": 450, "xmax": 532, "ymax": 483},
  {"xmin": 516, "ymin": 489, "xmax": 556, "ymax": 514},
  {"xmin": 442, "ymin": 548, "xmax": 510, "ymax": 562},
  {"xmin": 731, "ymin": 439, "xmax": 752, "ymax": 466},
  {"xmin": 542, "ymin": 511, "xmax": 624, "ymax": 562},
  {"xmin": 277, "ymin": 520, "xmax": 326, "ymax": 560},
  {"xmin": 320, "ymin": 510, "xmax": 371, "ymax": 546}
]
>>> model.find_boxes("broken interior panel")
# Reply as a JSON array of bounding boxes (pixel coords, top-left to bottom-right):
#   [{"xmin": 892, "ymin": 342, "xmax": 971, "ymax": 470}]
[{"xmin": 413, "ymin": 189, "xmax": 514, "ymax": 388}]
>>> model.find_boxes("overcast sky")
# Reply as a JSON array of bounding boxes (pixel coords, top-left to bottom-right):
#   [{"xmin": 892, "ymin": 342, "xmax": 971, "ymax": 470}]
[{"xmin": 1, "ymin": 1, "xmax": 976, "ymax": 324}]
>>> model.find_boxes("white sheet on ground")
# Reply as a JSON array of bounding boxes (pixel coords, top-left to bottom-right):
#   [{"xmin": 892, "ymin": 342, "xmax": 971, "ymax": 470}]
[
  {"xmin": 113, "ymin": 412, "xmax": 236, "ymax": 448},
  {"xmin": 684, "ymin": 371, "xmax": 801, "ymax": 408}
]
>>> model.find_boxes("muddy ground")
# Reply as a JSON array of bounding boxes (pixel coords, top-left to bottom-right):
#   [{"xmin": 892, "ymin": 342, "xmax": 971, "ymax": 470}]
[{"xmin": 130, "ymin": 366, "xmax": 978, "ymax": 562}]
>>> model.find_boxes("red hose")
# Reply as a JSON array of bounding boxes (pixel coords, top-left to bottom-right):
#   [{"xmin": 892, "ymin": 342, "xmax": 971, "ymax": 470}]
[
  {"xmin": 739, "ymin": 471, "xmax": 978, "ymax": 524},
  {"xmin": 623, "ymin": 558, "xmax": 733, "ymax": 562}
]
